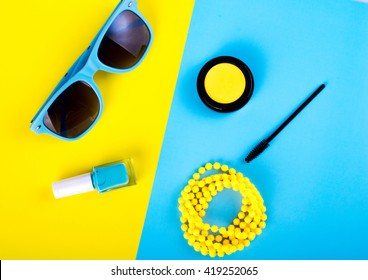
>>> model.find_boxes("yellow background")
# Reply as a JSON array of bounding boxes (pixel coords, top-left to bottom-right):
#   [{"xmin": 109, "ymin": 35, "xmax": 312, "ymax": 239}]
[{"xmin": 0, "ymin": 0, "xmax": 194, "ymax": 259}]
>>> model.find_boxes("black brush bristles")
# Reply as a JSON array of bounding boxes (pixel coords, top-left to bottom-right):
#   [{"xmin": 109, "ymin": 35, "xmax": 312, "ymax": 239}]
[{"xmin": 245, "ymin": 139, "xmax": 270, "ymax": 163}]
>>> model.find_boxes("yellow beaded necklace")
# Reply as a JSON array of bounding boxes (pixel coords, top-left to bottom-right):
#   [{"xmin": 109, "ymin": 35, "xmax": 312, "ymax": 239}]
[{"xmin": 178, "ymin": 162, "xmax": 267, "ymax": 257}]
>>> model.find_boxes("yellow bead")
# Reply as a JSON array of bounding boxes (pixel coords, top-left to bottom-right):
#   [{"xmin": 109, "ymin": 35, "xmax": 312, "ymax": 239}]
[
  {"xmin": 210, "ymin": 190, "xmax": 218, "ymax": 196},
  {"xmin": 188, "ymin": 179, "xmax": 196, "ymax": 186},
  {"xmin": 201, "ymin": 248, "xmax": 208, "ymax": 256},
  {"xmin": 193, "ymin": 229, "xmax": 200, "ymax": 236},
  {"xmin": 215, "ymin": 235, "xmax": 223, "ymax": 242},
  {"xmin": 206, "ymin": 196, "xmax": 212, "ymax": 202},
  {"xmin": 198, "ymin": 235, "xmax": 205, "ymax": 242},
  {"xmin": 219, "ymin": 227, "xmax": 227, "ymax": 235},
  {"xmin": 229, "ymin": 168, "xmax": 236, "ymax": 175},
  {"xmin": 202, "ymin": 202, "xmax": 209, "ymax": 209},
  {"xmin": 222, "ymin": 239, "xmax": 230, "ymax": 245},
  {"xmin": 201, "ymin": 230, "xmax": 209, "ymax": 237},
  {"xmin": 228, "ymin": 225, "xmax": 235, "ymax": 232},
  {"xmin": 209, "ymin": 249, "xmax": 217, "ymax": 258},
  {"xmin": 255, "ymin": 228, "xmax": 262, "ymax": 235},
  {"xmin": 244, "ymin": 217, "xmax": 252, "ymax": 224},
  {"xmin": 191, "ymin": 199, "xmax": 198, "ymax": 206},
  {"xmin": 205, "ymin": 163, "xmax": 213, "ymax": 170},
  {"xmin": 188, "ymin": 193, "xmax": 195, "ymax": 200},
  {"xmin": 192, "ymin": 186, "xmax": 199, "ymax": 193},
  {"xmin": 208, "ymin": 235, "xmax": 215, "ymax": 241},
  {"xmin": 181, "ymin": 193, "xmax": 189, "ymax": 200},
  {"xmin": 196, "ymin": 192, "xmax": 203, "ymax": 199},
  {"xmin": 218, "ymin": 251, "xmax": 225, "ymax": 257},
  {"xmin": 223, "ymin": 180, "xmax": 231, "ymax": 188},
  {"xmin": 261, "ymin": 213, "xmax": 268, "ymax": 221},
  {"xmin": 222, "ymin": 174, "xmax": 229, "ymax": 180},
  {"xmin": 237, "ymin": 244, "xmax": 245, "ymax": 251},
  {"xmin": 181, "ymin": 224, "xmax": 188, "ymax": 231},
  {"xmin": 248, "ymin": 232, "xmax": 256, "ymax": 240},
  {"xmin": 211, "ymin": 225, "xmax": 219, "ymax": 233},
  {"xmin": 199, "ymin": 197, "xmax": 206, "ymax": 204},
  {"xmin": 233, "ymin": 218, "xmax": 240, "ymax": 226},
  {"xmin": 253, "ymin": 216, "xmax": 261, "ymax": 223},
  {"xmin": 193, "ymin": 243, "xmax": 201, "ymax": 252},
  {"xmin": 244, "ymin": 240, "xmax": 250, "ymax": 247},
  {"xmin": 195, "ymin": 221, "xmax": 203, "ymax": 228},
  {"xmin": 204, "ymin": 177, "xmax": 212, "ymax": 184},
  {"xmin": 250, "ymin": 222, "xmax": 257, "ymax": 229},
  {"xmin": 199, "ymin": 210, "xmax": 205, "ymax": 217},
  {"xmin": 221, "ymin": 164, "xmax": 229, "ymax": 172},
  {"xmin": 183, "ymin": 232, "xmax": 190, "ymax": 239},
  {"xmin": 193, "ymin": 173, "xmax": 200, "ymax": 180},
  {"xmin": 180, "ymin": 217, "xmax": 187, "ymax": 223},
  {"xmin": 203, "ymin": 191, "xmax": 211, "ymax": 197},
  {"xmin": 213, "ymin": 174, "xmax": 220, "ymax": 181},
  {"xmin": 198, "ymin": 167, "xmax": 206, "ymax": 174},
  {"xmin": 239, "ymin": 222, "xmax": 246, "ymax": 229},
  {"xmin": 259, "ymin": 221, "xmax": 266, "ymax": 229},
  {"xmin": 231, "ymin": 239, "xmax": 239, "ymax": 246},
  {"xmin": 195, "ymin": 204, "xmax": 202, "ymax": 211},
  {"xmin": 213, "ymin": 162, "xmax": 221, "ymax": 169},
  {"xmin": 238, "ymin": 212, "xmax": 245, "ymax": 219},
  {"xmin": 188, "ymin": 240, "xmax": 195, "ymax": 246},
  {"xmin": 204, "ymin": 224, "xmax": 211, "ymax": 231}
]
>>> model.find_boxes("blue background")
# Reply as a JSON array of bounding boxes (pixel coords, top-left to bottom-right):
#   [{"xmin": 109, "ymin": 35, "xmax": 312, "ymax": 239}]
[{"xmin": 138, "ymin": 0, "xmax": 368, "ymax": 259}]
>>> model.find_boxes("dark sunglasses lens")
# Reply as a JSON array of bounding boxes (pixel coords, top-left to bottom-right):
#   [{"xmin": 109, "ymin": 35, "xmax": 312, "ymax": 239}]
[
  {"xmin": 98, "ymin": 10, "xmax": 150, "ymax": 69},
  {"xmin": 43, "ymin": 81, "xmax": 100, "ymax": 138}
]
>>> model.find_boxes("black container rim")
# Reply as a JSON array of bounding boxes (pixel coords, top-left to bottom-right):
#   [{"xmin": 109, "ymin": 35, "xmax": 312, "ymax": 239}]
[{"xmin": 197, "ymin": 56, "xmax": 254, "ymax": 113}]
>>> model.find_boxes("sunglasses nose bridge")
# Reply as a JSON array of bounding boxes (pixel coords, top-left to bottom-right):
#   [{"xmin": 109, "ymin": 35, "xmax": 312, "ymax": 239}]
[{"xmin": 80, "ymin": 58, "xmax": 100, "ymax": 80}]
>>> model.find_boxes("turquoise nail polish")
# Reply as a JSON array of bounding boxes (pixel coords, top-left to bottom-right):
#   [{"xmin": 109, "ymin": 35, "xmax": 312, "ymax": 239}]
[{"xmin": 52, "ymin": 159, "xmax": 136, "ymax": 198}]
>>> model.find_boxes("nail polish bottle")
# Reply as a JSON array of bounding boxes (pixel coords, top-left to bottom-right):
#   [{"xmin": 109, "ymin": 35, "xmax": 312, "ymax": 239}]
[{"xmin": 52, "ymin": 159, "xmax": 136, "ymax": 199}]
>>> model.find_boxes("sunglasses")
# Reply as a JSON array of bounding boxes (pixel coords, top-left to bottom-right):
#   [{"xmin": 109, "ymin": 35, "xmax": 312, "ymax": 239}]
[{"xmin": 30, "ymin": 0, "xmax": 152, "ymax": 140}]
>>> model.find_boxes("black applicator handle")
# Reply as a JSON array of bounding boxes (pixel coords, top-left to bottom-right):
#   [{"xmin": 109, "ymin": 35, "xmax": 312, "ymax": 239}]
[{"xmin": 245, "ymin": 83, "xmax": 326, "ymax": 163}]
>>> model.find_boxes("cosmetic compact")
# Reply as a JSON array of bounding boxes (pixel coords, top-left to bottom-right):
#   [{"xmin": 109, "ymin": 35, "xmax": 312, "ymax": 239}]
[{"xmin": 197, "ymin": 56, "xmax": 254, "ymax": 112}]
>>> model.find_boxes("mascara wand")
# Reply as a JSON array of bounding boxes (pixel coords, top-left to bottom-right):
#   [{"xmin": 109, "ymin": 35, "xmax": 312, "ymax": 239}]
[{"xmin": 245, "ymin": 83, "xmax": 326, "ymax": 163}]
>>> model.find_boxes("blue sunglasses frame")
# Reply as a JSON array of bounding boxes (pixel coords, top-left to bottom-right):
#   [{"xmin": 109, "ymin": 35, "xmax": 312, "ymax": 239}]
[{"xmin": 30, "ymin": 0, "xmax": 153, "ymax": 140}]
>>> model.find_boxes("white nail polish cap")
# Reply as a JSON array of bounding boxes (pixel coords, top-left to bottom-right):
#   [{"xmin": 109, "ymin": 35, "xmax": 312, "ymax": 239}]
[{"xmin": 52, "ymin": 173, "xmax": 94, "ymax": 199}]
